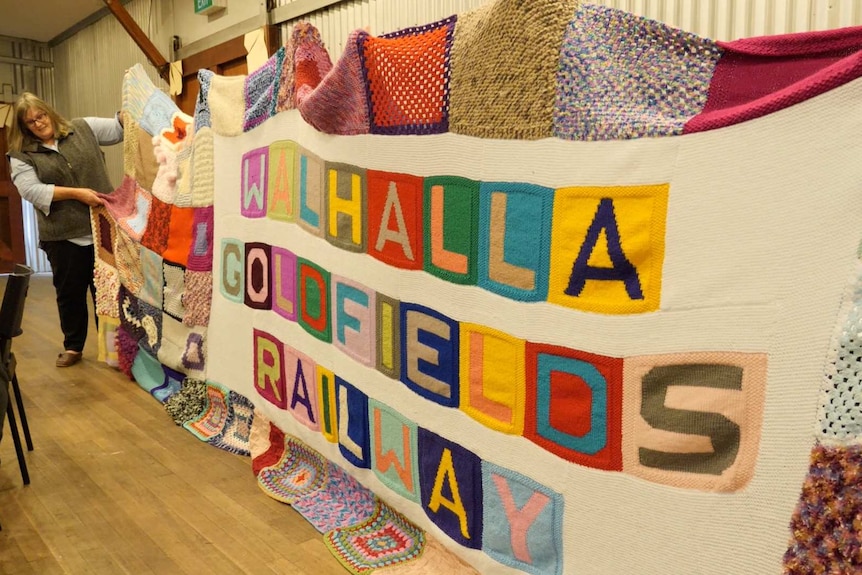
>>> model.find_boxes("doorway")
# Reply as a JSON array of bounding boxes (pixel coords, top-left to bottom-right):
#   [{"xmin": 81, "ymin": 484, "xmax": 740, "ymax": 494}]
[{"xmin": 0, "ymin": 125, "xmax": 26, "ymax": 274}]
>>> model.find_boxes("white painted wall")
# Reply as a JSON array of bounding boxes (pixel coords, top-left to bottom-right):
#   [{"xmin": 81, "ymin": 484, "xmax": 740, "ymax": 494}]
[{"xmin": 172, "ymin": 0, "xmax": 265, "ymax": 47}]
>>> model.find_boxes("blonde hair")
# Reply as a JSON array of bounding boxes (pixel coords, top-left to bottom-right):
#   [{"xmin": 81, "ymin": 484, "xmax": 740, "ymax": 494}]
[{"xmin": 7, "ymin": 92, "xmax": 74, "ymax": 153}]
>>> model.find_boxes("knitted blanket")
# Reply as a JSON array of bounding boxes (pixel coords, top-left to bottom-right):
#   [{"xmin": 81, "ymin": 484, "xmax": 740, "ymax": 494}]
[{"xmin": 98, "ymin": 1, "xmax": 862, "ymax": 573}]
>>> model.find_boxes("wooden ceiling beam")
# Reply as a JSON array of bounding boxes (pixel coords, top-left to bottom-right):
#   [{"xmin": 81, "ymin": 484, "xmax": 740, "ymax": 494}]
[{"xmin": 102, "ymin": 0, "xmax": 170, "ymax": 81}]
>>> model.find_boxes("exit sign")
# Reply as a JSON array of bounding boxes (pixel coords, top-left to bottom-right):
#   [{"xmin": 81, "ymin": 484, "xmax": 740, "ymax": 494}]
[{"xmin": 195, "ymin": 0, "xmax": 226, "ymax": 15}]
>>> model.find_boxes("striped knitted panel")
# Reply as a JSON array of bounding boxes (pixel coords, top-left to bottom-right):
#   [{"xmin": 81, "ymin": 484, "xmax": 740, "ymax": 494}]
[
  {"xmin": 448, "ymin": 0, "xmax": 578, "ymax": 140},
  {"xmin": 178, "ymin": 126, "xmax": 215, "ymax": 208},
  {"xmin": 297, "ymin": 29, "xmax": 370, "ymax": 136},
  {"xmin": 554, "ymin": 4, "xmax": 722, "ymax": 141},
  {"xmin": 243, "ymin": 46, "xmax": 286, "ymax": 132},
  {"xmin": 122, "ymin": 64, "xmax": 156, "ymax": 122},
  {"xmin": 122, "ymin": 114, "xmax": 139, "ymax": 182},
  {"xmin": 358, "ymin": 17, "xmax": 456, "ymax": 135},
  {"xmin": 172, "ymin": 145, "xmax": 193, "ymax": 208}
]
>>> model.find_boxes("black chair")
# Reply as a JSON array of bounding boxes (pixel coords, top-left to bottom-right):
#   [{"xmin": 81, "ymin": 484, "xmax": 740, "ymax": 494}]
[{"xmin": 0, "ymin": 263, "xmax": 34, "ymax": 489}]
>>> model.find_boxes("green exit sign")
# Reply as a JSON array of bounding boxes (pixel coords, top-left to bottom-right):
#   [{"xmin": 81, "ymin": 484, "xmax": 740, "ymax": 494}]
[{"xmin": 195, "ymin": 0, "xmax": 225, "ymax": 15}]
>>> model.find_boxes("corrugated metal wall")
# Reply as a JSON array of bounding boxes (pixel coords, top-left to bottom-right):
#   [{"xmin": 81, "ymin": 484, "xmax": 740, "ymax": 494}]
[
  {"xmin": 600, "ymin": 0, "xmax": 862, "ymax": 39},
  {"xmin": 276, "ymin": 0, "xmax": 862, "ymax": 56}
]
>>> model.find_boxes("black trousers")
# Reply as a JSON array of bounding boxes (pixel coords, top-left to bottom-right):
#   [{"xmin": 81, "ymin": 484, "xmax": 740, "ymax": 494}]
[
  {"xmin": 0, "ymin": 370, "xmax": 7, "ymax": 442},
  {"xmin": 40, "ymin": 241, "xmax": 97, "ymax": 353}
]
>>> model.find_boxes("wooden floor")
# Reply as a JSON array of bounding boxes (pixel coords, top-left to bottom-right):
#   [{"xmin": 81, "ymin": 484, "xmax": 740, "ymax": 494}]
[{"xmin": 0, "ymin": 275, "xmax": 347, "ymax": 575}]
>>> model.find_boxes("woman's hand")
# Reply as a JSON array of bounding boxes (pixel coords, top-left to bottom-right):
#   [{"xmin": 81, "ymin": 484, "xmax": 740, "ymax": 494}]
[
  {"xmin": 54, "ymin": 186, "xmax": 104, "ymax": 206},
  {"xmin": 75, "ymin": 188, "xmax": 104, "ymax": 207}
]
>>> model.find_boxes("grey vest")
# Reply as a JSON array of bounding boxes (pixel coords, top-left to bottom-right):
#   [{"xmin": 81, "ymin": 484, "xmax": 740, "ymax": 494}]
[{"xmin": 9, "ymin": 119, "xmax": 113, "ymax": 242}]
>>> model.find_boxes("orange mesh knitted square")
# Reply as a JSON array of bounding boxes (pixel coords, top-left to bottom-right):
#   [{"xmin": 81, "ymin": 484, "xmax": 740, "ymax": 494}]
[{"xmin": 360, "ymin": 17, "xmax": 456, "ymax": 135}]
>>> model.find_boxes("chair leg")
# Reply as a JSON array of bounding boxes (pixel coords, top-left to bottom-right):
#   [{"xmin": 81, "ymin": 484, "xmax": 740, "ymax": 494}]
[
  {"xmin": 5, "ymin": 399, "xmax": 30, "ymax": 486},
  {"xmin": 10, "ymin": 373, "xmax": 32, "ymax": 451}
]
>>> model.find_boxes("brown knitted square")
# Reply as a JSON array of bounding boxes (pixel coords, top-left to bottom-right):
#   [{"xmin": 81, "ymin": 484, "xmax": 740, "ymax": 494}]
[{"xmin": 448, "ymin": 0, "xmax": 579, "ymax": 140}]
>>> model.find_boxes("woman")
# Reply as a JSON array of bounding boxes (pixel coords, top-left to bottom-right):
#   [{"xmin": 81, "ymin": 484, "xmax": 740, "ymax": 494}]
[{"xmin": 6, "ymin": 92, "xmax": 123, "ymax": 367}]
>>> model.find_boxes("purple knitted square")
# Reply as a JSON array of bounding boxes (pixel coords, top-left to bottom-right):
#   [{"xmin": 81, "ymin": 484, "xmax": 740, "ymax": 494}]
[{"xmin": 418, "ymin": 427, "xmax": 483, "ymax": 549}]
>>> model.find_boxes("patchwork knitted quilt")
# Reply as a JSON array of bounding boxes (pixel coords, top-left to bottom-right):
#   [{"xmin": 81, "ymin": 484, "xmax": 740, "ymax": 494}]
[{"xmin": 96, "ymin": 1, "xmax": 862, "ymax": 573}]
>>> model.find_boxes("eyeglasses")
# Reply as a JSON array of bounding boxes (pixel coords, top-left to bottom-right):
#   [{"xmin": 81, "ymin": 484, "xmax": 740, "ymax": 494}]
[{"xmin": 24, "ymin": 112, "xmax": 49, "ymax": 128}]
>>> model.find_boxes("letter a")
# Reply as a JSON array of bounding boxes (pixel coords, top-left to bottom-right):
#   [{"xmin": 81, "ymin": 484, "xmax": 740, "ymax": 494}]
[
  {"xmin": 428, "ymin": 448, "xmax": 471, "ymax": 540},
  {"xmin": 566, "ymin": 198, "xmax": 643, "ymax": 300},
  {"xmin": 375, "ymin": 181, "xmax": 414, "ymax": 260},
  {"xmin": 290, "ymin": 360, "xmax": 315, "ymax": 423}
]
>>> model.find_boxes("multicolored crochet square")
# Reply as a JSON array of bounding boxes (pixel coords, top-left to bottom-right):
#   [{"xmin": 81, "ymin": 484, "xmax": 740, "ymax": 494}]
[
  {"xmin": 207, "ymin": 390, "xmax": 254, "ymax": 456},
  {"xmin": 358, "ymin": 17, "xmax": 456, "ymax": 135},
  {"xmin": 324, "ymin": 501, "xmax": 425, "ymax": 575},
  {"xmin": 256, "ymin": 436, "xmax": 328, "ymax": 504},
  {"xmin": 183, "ymin": 381, "xmax": 230, "ymax": 441},
  {"xmin": 293, "ymin": 462, "xmax": 376, "ymax": 533}
]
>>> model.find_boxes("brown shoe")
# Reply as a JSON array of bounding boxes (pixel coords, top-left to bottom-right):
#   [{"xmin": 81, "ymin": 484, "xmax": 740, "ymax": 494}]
[{"xmin": 56, "ymin": 352, "xmax": 82, "ymax": 367}]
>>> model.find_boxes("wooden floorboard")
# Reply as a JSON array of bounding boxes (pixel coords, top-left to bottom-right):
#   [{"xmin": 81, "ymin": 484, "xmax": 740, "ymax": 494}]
[{"xmin": 0, "ymin": 274, "xmax": 347, "ymax": 575}]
